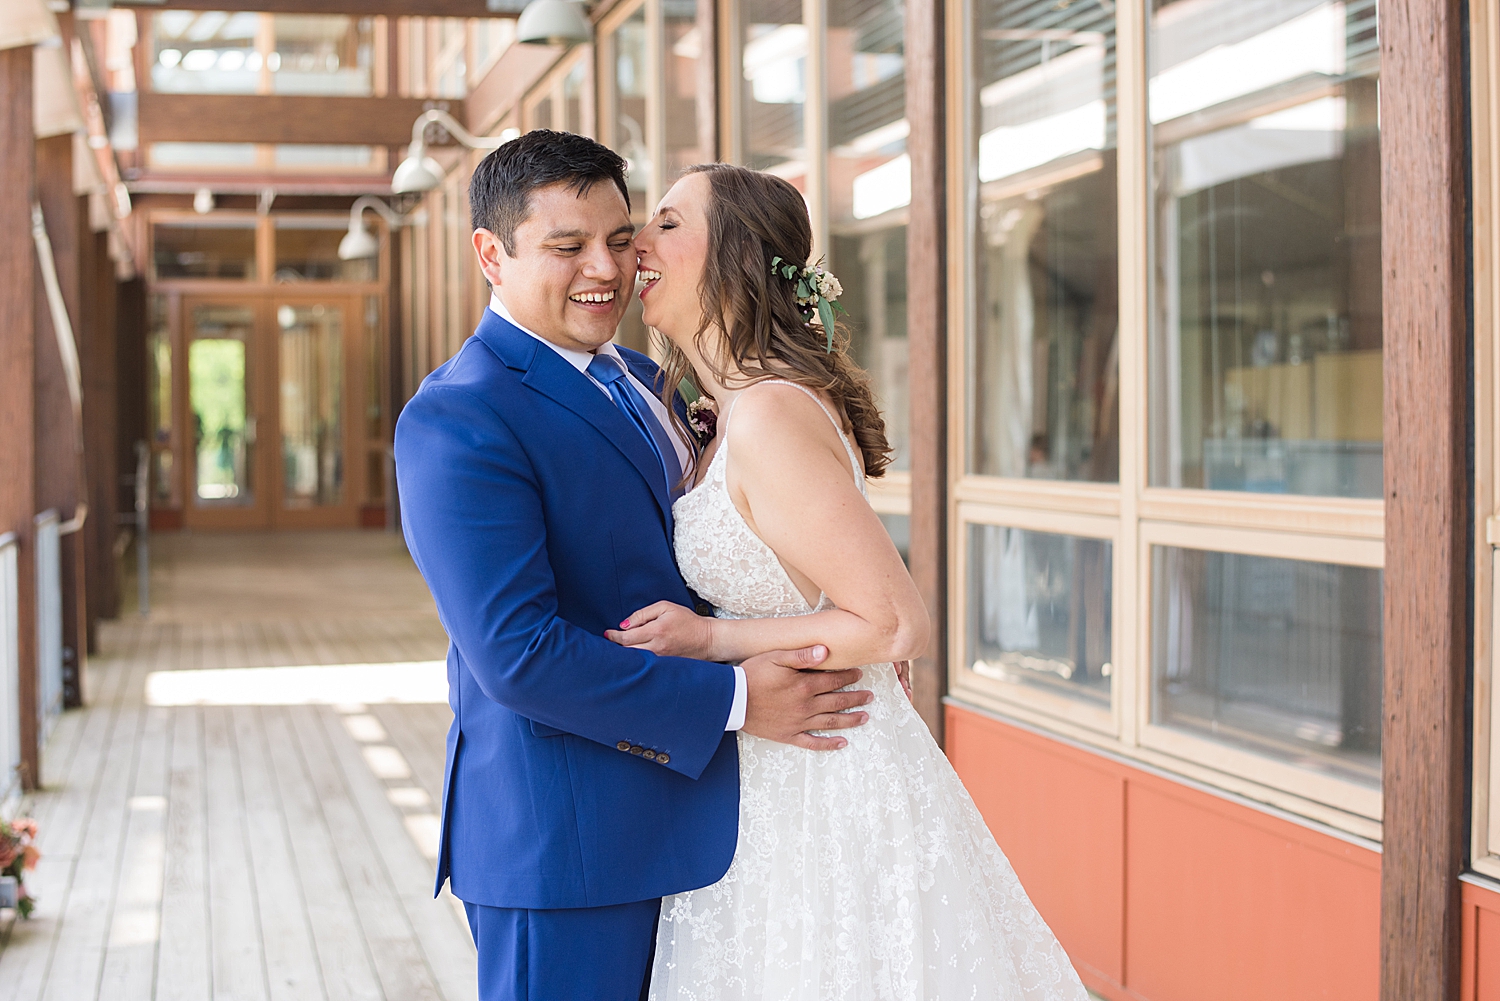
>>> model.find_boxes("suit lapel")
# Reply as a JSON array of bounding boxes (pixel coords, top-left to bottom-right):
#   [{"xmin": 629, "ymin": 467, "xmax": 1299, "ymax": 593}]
[{"xmin": 476, "ymin": 311, "xmax": 675, "ymax": 533}]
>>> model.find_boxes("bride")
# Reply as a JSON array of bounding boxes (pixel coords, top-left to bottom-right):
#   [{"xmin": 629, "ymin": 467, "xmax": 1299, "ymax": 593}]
[{"xmin": 606, "ymin": 163, "xmax": 1089, "ymax": 1001}]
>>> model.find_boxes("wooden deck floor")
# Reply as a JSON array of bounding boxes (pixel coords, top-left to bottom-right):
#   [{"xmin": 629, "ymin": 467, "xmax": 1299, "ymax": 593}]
[{"xmin": 0, "ymin": 531, "xmax": 476, "ymax": 1001}]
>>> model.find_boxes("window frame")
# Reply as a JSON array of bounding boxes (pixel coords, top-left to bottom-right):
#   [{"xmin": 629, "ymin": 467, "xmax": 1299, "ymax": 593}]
[{"xmin": 944, "ymin": 0, "xmax": 1389, "ymax": 840}]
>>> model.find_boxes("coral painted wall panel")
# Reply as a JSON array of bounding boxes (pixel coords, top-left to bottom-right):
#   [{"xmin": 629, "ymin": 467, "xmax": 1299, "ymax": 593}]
[
  {"xmin": 1463, "ymin": 880, "xmax": 1500, "ymax": 1001},
  {"xmin": 947, "ymin": 706, "xmax": 1125, "ymax": 984},
  {"xmin": 946, "ymin": 704, "xmax": 1382, "ymax": 1001}
]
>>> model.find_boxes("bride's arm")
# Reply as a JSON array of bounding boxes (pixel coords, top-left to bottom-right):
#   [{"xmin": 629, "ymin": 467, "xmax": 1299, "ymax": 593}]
[{"xmin": 607, "ymin": 385, "xmax": 929, "ymax": 672}]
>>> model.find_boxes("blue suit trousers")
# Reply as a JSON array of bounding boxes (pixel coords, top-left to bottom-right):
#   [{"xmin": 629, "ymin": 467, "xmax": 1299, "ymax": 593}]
[{"xmin": 464, "ymin": 898, "xmax": 661, "ymax": 1001}]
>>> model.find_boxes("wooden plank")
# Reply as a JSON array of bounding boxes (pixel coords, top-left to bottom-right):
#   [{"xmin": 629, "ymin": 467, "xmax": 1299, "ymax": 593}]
[
  {"xmin": 287, "ymin": 705, "xmax": 443, "ymax": 1001},
  {"xmin": 96, "ymin": 704, "xmax": 173, "ymax": 1001},
  {"xmin": 230, "ymin": 706, "xmax": 326, "ymax": 1001},
  {"xmin": 0, "ymin": 45, "xmax": 39, "ymax": 792},
  {"xmin": 202, "ymin": 706, "xmax": 270, "ymax": 1001},
  {"xmin": 904, "ymin": 0, "xmax": 947, "ymax": 741},
  {"xmin": 156, "ymin": 707, "xmax": 212, "ymax": 1001},
  {"xmin": 262, "ymin": 706, "xmax": 382, "ymax": 1001},
  {"xmin": 313, "ymin": 706, "xmax": 474, "ymax": 1001},
  {"xmin": 138, "ymin": 94, "xmax": 460, "ymax": 148},
  {"xmin": 1379, "ymin": 1, "xmax": 1470, "ymax": 999}
]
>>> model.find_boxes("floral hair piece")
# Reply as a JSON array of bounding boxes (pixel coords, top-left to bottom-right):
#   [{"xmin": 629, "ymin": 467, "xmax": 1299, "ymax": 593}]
[{"xmin": 770, "ymin": 256, "xmax": 847, "ymax": 352}]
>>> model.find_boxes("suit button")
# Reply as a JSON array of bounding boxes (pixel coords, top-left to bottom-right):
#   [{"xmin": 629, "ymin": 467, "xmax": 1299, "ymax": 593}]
[
  {"xmin": 617, "ymin": 741, "xmax": 631, "ymax": 752},
  {"xmin": 642, "ymin": 750, "xmax": 657, "ymax": 761},
  {"xmin": 656, "ymin": 753, "xmax": 670, "ymax": 765},
  {"xmin": 630, "ymin": 745, "xmax": 644, "ymax": 755}
]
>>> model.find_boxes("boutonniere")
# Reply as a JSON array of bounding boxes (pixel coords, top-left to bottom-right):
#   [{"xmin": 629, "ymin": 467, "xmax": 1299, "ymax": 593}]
[{"xmin": 687, "ymin": 398, "xmax": 717, "ymax": 445}]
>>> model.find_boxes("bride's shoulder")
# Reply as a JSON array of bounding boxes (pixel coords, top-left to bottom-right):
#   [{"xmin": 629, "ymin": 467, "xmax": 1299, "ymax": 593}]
[{"xmin": 724, "ymin": 381, "xmax": 841, "ymax": 463}]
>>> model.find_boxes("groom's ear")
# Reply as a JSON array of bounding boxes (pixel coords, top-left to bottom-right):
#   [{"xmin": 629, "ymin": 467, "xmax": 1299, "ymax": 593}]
[{"xmin": 473, "ymin": 228, "xmax": 507, "ymax": 289}]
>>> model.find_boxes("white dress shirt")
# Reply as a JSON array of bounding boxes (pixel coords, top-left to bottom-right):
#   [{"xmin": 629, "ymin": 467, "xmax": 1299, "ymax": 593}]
[{"xmin": 489, "ymin": 295, "xmax": 748, "ymax": 731}]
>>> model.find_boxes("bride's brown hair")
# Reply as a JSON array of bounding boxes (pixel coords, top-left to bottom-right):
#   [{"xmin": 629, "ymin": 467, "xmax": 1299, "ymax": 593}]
[{"xmin": 657, "ymin": 163, "xmax": 892, "ymax": 478}]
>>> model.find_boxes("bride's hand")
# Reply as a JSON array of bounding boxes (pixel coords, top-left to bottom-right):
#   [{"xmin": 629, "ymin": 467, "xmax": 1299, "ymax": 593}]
[{"xmin": 605, "ymin": 602, "xmax": 716, "ymax": 659}]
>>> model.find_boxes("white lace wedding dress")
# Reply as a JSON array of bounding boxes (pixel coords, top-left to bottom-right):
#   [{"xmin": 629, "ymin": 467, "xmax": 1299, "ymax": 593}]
[{"xmin": 648, "ymin": 381, "xmax": 1090, "ymax": 1001}]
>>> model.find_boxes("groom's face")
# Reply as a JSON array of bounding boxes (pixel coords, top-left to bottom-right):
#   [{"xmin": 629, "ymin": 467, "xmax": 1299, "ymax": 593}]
[{"xmin": 475, "ymin": 180, "xmax": 636, "ymax": 353}]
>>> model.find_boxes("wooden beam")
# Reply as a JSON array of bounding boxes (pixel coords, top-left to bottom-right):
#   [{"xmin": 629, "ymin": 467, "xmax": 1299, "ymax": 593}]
[
  {"xmin": 116, "ymin": 0, "xmax": 527, "ymax": 15},
  {"xmin": 1380, "ymin": 1, "xmax": 1469, "ymax": 999},
  {"xmin": 905, "ymin": 0, "xmax": 946, "ymax": 741},
  {"xmin": 0, "ymin": 45, "xmax": 40, "ymax": 791},
  {"xmin": 137, "ymin": 93, "xmax": 459, "ymax": 147}
]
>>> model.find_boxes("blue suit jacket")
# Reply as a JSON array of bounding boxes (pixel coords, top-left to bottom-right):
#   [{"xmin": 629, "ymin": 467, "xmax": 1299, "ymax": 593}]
[{"xmin": 395, "ymin": 309, "xmax": 740, "ymax": 910}]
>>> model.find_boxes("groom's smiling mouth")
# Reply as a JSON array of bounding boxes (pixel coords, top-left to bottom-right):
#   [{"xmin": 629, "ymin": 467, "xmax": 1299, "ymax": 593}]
[{"xmin": 567, "ymin": 289, "xmax": 617, "ymax": 310}]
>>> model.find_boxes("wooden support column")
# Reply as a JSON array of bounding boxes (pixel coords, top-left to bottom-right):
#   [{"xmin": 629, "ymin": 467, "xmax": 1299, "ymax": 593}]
[
  {"xmin": 905, "ymin": 0, "xmax": 947, "ymax": 741},
  {"xmin": 0, "ymin": 45, "xmax": 40, "ymax": 789},
  {"xmin": 1380, "ymin": 1, "xmax": 1469, "ymax": 998},
  {"xmin": 34, "ymin": 134, "xmax": 88, "ymax": 709},
  {"xmin": 80, "ymin": 217, "xmax": 120, "ymax": 634}
]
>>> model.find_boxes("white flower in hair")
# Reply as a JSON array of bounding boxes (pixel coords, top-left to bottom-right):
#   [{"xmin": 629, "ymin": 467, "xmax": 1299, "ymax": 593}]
[{"xmin": 771, "ymin": 256, "xmax": 848, "ymax": 352}]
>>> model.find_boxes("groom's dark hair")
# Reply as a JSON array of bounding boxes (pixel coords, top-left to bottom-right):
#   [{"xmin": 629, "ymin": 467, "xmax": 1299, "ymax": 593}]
[{"xmin": 469, "ymin": 130, "xmax": 631, "ymax": 256}]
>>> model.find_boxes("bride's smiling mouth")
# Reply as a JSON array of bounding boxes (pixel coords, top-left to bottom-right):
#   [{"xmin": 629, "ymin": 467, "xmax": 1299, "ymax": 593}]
[
  {"xmin": 567, "ymin": 288, "xmax": 618, "ymax": 312},
  {"xmin": 637, "ymin": 269, "xmax": 662, "ymax": 300}
]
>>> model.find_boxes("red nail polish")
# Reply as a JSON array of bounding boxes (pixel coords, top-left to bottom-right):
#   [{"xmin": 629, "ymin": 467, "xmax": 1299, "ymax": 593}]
[{"xmin": 620, "ymin": 620, "xmax": 630, "ymax": 629}]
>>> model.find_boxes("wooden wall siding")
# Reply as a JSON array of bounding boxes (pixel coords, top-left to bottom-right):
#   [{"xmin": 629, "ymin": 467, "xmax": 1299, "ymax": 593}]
[
  {"xmin": 34, "ymin": 134, "xmax": 88, "ymax": 709},
  {"xmin": 947, "ymin": 704, "xmax": 1383, "ymax": 1001},
  {"xmin": 905, "ymin": 0, "xmax": 947, "ymax": 740},
  {"xmin": 137, "ymin": 94, "xmax": 455, "ymax": 147},
  {"xmin": 80, "ymin": 222, "xmax": 120, "ymax": 637},
  {"xmin": 1462, "ymin": 880, "xmax": 1500, "ymax": 1001},
  {"xmin": 1, "ymin": 45, "xmax": 40, "ymax": 790},
  {"xmin": 1379, "ymin": 0, "xmax": 1471, "ymax": 998}
]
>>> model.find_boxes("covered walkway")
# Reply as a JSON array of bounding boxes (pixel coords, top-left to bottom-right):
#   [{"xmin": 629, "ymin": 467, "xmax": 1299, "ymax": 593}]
[{"xmin": 0, "ymin": 531, "xmax": 475, "ymax": 1001}]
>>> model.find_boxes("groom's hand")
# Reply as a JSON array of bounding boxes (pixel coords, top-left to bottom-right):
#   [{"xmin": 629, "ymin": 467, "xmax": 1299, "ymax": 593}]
[{"xmin": 741, "ymin": 645, "xmax": 873, "ymax": 751}]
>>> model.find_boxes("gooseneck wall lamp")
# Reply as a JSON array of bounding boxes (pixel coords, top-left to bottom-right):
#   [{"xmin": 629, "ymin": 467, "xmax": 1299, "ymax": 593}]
[
  {"xmin": 392, "ymin": 109, "xmax": 520, "ymax": 195},
  {"xmin": 337, "ymin": 196, "xmax": 405, "ymax": 261}
]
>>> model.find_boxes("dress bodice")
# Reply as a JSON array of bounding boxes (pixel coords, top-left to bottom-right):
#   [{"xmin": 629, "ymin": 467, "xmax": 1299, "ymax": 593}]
[{"xmin": 671, "ymin": 381, "xmax": 866, "ymax": 622}]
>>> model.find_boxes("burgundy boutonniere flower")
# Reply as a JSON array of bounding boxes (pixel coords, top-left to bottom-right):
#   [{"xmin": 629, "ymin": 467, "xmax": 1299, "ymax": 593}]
[{"xmin": 687, "ymin": 398, "xmax": 717, "ymax": 445}]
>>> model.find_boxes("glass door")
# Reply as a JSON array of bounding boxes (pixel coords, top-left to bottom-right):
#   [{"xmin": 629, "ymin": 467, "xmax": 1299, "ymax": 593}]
[
  {"xmin": 273, "ymin": 298, "xmax": 357, "ymax": 527},
  {"xmin": 183, "ymin": 299, "xmax": 272, "ymax": 529}
]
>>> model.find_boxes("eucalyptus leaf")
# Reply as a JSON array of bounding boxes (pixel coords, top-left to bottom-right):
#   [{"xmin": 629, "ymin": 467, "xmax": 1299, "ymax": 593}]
[{"xmin": 817, "ymin": 299, "xmax": 836, "ymax": 351}]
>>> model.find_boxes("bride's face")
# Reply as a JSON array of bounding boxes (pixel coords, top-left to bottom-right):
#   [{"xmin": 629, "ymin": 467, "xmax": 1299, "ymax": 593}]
[{"xmin": 633, "ymin": 172, "xmax": 711, "ymax": 342}]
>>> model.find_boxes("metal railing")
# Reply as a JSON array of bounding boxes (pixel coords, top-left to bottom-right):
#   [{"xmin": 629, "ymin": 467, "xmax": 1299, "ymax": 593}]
[
  {"xmin": 0, "ymin": 532, "xmax": 19, "ymax": 812},
  {"xmin": 35, "ymin": 511, "xmax": 63, "ymax": 744}
]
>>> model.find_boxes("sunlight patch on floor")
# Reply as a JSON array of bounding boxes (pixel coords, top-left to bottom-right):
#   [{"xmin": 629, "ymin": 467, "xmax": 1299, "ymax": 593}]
[{"xmin": 143, "ymin": 662, "xmax": 448, "ymax": 706}]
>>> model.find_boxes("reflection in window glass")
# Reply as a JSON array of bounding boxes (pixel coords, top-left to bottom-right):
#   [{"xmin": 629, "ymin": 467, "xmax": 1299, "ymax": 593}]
[
  {"xmin": 968, "ymin": 525, "xmax": 1113, "ymax": 708},
  {"xmin": 272, "ymin": 15, "xmax": 373, "ymax": 96},
  {"xmin": 1152, "ymin": 546, "xmax": 1382, "ymax": 786},
  {"xmin": 606, "ymin": 7, "xmax": 650, "ymax": 211},
  {"xmin": 274, "ymin": 219, "xmax": 376, "ymax": 282},
  {"xmin": 828, "ymin": 0, "xmax": 909, "ymax": 472},
  {"xmin": 740, "ymin": 0, "xmax": 806, "ymax": 185},
  {"xmin": 665, "ymin": 0, "xmax": 713, "ymax": 175},
  {"xmin": 278, "ymin": 303, "xmax": 345, "ymax": 508},
  {"xmin": 189, "ymin": 305, "xmax": 256, "ymax": 506},
  {"xmin": 562, "ymin": 60, "xmax": 587, "ymax": 135},
  {"xmin": 154, "ymin": 221, "xmax": 258, "ymax": 280},
  {"xmin": 968, "ymin": 0, "xmax": 1120, "ymax": 483},
  {"xmin": 1148, "ymin": 0, "xmax": 1382, "ymax": 498}
]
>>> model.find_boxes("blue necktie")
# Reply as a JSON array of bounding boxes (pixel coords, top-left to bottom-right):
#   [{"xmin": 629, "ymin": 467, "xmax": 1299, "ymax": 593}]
[{"xmin": 587, "ymin": 354, "xmax": 684, "ymax": 501}]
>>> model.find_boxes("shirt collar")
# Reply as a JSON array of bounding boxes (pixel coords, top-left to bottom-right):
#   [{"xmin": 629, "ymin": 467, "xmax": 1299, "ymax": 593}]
[{"xmin": 489, "ymin": 293, "xmax": 623, "ymax": 375}]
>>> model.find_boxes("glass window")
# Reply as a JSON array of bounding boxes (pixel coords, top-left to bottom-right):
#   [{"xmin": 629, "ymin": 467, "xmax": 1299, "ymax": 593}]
[
  {"xmin": 272, "ymin": 145, "xmax": 377, "ymax": 170},
  {"xmin": 470, "ymin": 18, "xmax": 516, "ymax": 83},
  {"xmin": 606, "ymin": 6, "xmax": 650, "ymax": 211},
  {"xmin": 880, "ymin": 513, "xmax": 910, "ymax": 565},
  {"xmin": 1151, "ymin": 546, "xmax": 1382, "ymax": 786},
  {"xmin": 1148, "ymin": 0, "xmax": 1383, "ymax": 498},
  {"xmin": 968, "ymin": 524, "xmax": 1113, "ymax": 709},
  {"xmin": 153, "ymin": 221, "xmax": 258, "ymax": 280},
  {"xmin": 274, "ymin": 219, "xmax": 376, "ymax": 282},
  {"xmin": 665, "ymin": 0, "xmax": 712, "ymax": 174},
  {"xmin": 561, "ymin": 59, "xmax": 588, "ymax": 134},
  {"xmin": 828, "ymin": 0, "xmax": 909, "ymax": 472},
  {"xmin": 272, "ymin": 15, "xmax": 374, "ymax": 96},
  {"xmin": 188, "ymin": 304, "xmax": 257, "ymax": 506},
  {"xmin": 740, "ymin": 0, "xmax": 806, "ymax": 185},
  {"xmin": 151, "ymin": 10, "xmax": 262, "ymax": 94},
  {"xmin": 967, "ymin": 0, "xmax": 1120, "ymax": 483},
  {"xmin": 149, "ymin": 142, "xmax": 259, "ymax": 169},
  {"xmin": 277, "ymin": 303, "xmax": 345, "ymax": 508},
  {"xmin": 148, "ymin": 294, "xmax": 175, "ymax": 503}
]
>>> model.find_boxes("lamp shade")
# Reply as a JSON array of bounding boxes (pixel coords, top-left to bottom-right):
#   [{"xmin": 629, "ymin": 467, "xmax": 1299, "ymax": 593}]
[
  {"xmin": 338, "ymin": 223, "xmax": 379, "ymax": 261},
  {"xmin": 392, "ymin": 151, "xmax": 445, "ymax": 194},
  {"xmin": 517, "ymin": 0, "xmax": 591, "ymax": 45}
]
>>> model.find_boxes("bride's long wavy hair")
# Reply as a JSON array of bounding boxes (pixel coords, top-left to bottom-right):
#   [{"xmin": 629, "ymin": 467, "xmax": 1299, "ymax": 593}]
[{"xmin": 656, "ymin": 163, "xmax": 892, "ymax": 478}]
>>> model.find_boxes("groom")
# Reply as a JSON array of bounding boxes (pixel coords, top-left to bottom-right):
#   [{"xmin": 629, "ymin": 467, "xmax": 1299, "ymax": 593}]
[{"xmin": 396, "ymin": 130, "xmax": 875, "ymax": 1001}]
